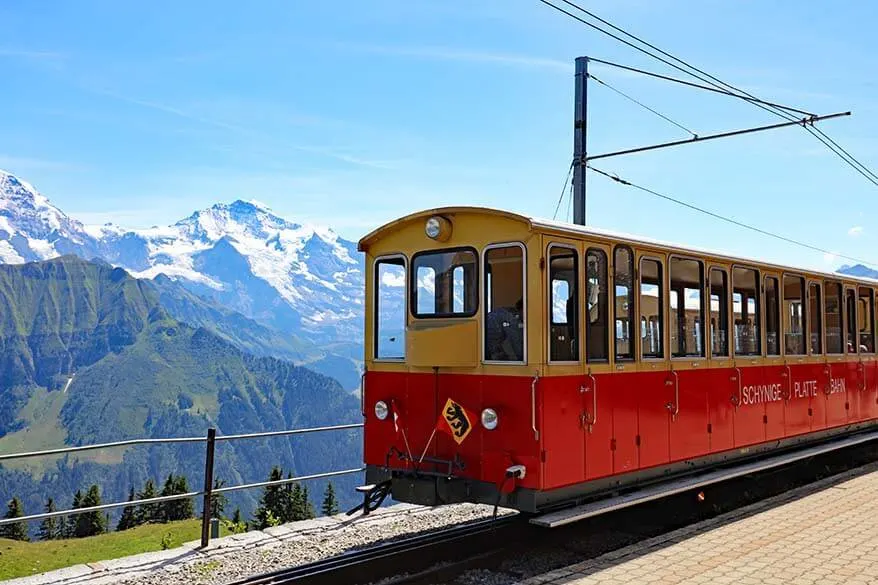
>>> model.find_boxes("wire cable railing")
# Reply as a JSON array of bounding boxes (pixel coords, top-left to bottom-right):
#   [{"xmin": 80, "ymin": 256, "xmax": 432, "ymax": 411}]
[{"xmin": 0, "ymin": 423, "xmax": 364, "ymax": 547}]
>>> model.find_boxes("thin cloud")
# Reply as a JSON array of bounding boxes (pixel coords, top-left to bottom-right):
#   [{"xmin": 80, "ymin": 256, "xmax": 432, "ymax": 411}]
[
  {"xmin": 331, "ymin": 42, "xmax": 569, "ymax": 72},
  {"xmin": 848, "ymin": 226, "xmax": 864, "ymax": 237},
  {"xmin": 0, "ymin": 49, "xmax": 64, "ymax": 60},
  {"xmin": 0, "ymin": 155, "xmax": 84, "ymax": 172},
  {"xmin": 85, "ymin": 88, "xmax": 398, "ymax": 169}
]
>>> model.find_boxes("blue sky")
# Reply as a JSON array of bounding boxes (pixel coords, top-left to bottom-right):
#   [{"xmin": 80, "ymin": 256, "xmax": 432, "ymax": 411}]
[{"xmin": 1, "ymin": 0, "xmax": 877, "ymax": 271}]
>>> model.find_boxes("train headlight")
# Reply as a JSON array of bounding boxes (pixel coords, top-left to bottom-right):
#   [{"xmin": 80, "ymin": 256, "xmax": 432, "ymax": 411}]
[
  {"xmin": 425, "ymin": 217, "xmax": 441, "ymax": 239},
  {"xmin": 481, "ymin": 408, "xmax": 499, "ymax": 430},
  {"xmin": 374, "ymin": 400, "xmax": 389, "ymax": 421},
  {"xmin": 424, "ymin": 216, "xmax": 452, "ymax": 241}
]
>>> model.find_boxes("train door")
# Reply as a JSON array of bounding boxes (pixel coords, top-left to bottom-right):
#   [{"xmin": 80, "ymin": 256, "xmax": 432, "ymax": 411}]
[
  {"xmin": 762, "ymin": 272, "xmax": 786, "ymax": 441},
  {"xmin": 820, "ymin": 281, "xmax": 845, "ymax": 428},
  {"xmin": 706, "ymin": 264, "xmax": 735, "ymax": 452},
  {"xmin": 781, "ymin": 273, "xmax": 812, "ymax": 437},
  {"xmin": 805, "ymin": 280, "xmax": 829, "ymax": 431},
  {"xmin": 667, "ymin": 255, "xmax": 710, "ymax": 462},
  {"xmin": 541, "ymin": 239, "xmax": 585, "ymax": 489},
  {"xmin": 583, "ymin": 244, "xmax": 614, "ymax": 480},
  {"xmin": 731, "ymin": 265, "xmax": 766, "ymax": 448}
]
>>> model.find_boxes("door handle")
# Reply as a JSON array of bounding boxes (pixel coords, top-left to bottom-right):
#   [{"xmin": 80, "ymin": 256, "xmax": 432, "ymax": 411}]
[
  {"xmin": 731, "ymin": 367, "xmax": 742, "ymax": 408},
  {"xmin": 666, "ymin": 370, "xmax": 679, "ymax": 420},
  {"xmin": 360, "ymin": 371, "xmax": 367, "ymax": 417},
  {"xmin": 782, "ymin": 365, "xmax": 792, "ymax": 400}
]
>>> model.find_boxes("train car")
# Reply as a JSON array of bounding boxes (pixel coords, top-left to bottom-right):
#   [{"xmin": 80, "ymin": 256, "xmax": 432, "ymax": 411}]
[{"xmin": 357, "ymin": 206, "xmax": 878, "ymax": 515}]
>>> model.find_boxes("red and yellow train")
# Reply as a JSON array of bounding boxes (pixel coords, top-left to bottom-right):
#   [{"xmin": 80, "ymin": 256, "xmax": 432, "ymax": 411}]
[{"xmin": 358, "ymin": 207, "xmax": 878, "ymax": 513}]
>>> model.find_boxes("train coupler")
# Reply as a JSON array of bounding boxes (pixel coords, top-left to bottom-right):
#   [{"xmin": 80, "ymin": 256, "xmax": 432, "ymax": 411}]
[{"xmin": 347, "ymin": 480, "xmax": 392, "ymax": 516}]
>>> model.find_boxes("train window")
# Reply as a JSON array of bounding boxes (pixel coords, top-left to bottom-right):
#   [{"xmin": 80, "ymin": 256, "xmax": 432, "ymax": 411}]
[
  {"xmin": 484, "ymin": 244, "xmax": 525, "ymax": 362},
  {"xmin": 670, "ymin": 257, "xmax": 704, "ymax": 358},
  {"xmin": 614, "ymin": 246, "xmax": 635, "ymax": 360},
  {"xmin": 411, "ymin": 248, "xmax": 477, "ymax": 318},
  {"xmin": 710, "ymin": 268, "xmax": 729, "ymax": 357},
  {"xmin": 783, "ymin": 275, "xmax": 806, "ymax": 355},
  {"xmin": 824, "ymin": 282, "xmax": 843, "ymax": 354},
  {"xmin": 809, "ymin": 283, "xmax": 823, "ymax": 354},
  {"xmin": 765, "ymin": 276, "xmax": 781, "ymax": 355},
  {"xmin": 549, "ymin": 246, "xmax": 578, "ymax": 362},
  {"xmin": 586, "ymin": 248, "xmax": 609, "ymax": 363},
  {"xmin": 846, "ymin": 288, "xmax": 858, "ymax": 354},
  {"xmin": 375, "ymin": 257, "xmax": 406, "ymax": 360},
  {"xmin": 732, "ymin": 267, "xmax": 760, "ymax": 356},
  {"xmin": 640, "ymin": 258, "xmax": 663, "ymax": 359},
  {"xmin": 858, "ymin": 287, "xmax": 874, "ymax": 353}
]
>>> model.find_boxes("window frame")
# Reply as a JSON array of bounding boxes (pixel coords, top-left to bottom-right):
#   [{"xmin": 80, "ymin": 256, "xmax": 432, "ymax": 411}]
[
  {"xmin": 845, "ymin": 286, "xmax": 859, "ymax": 355},
  {"xmin": 669, "ymin": 254, "xmax": 706, "ymax": 360},
  {"xmin": 764, "ymin": 275, "xmax": 782, "ymax": 357},
  {"xmin": 547, "ymin": 243, "xmax": 580, "ymax": 364},
  {"xmin": 638, "ymin": 255, "xmax": 665, "ymax": 361},
  {"xmin": 731, "ymin": 264, "xmax": 762, "ymax": 358},
  {"xmin": 613, "ymin": 244, "xmax": 637, "ymax": 362},
  {"xmin": 409, "ymin": 246, "xmax": 479, "ymax": 320},
  {"xmin": 808, "ymin": 280, "xmax": 823, "ymax": 356},
  {"xmin": 586, "ymin": 246, "xmax": 610, "ymax": 364},
  {"xmin": 373, "ymin": 254, "xmax": 408, "ymax": 362},
  {"xmin": 782, "ymin": 272, "xmax": 808, "ymax": 357},
  {"xmin": 823, "ymin": 280, "xmax": 844, "ymax": 355},
  {"xmin": 857, "ymin": 286, "xmax": 875, "ymax": 354},
  {"xmin": 481, "ymin": 241, "xmax": 527, "ymax": 365},
  {"xmin": 709, "ymin": 265, "xmax": 731, "ymax": 360}
]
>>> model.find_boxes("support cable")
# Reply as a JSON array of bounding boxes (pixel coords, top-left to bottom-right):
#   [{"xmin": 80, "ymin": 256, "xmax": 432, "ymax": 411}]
[
  {"xmin": 589, "ymin": 73, "xmax": 698, "ymax": 138},
  {"xmin": 539, "ymin": 0, "xmax": 878, "ymax": 188},
  {"xmin": 552, "ymin": 160, "xmax": 574, "ymax": 220},
  {"xmin": 586, "ymin": 165, "xmax": 878, "ymax": 268},
  {"xmin": 588, "ymin": 58, "xmax": 814, "ymax": 117}
]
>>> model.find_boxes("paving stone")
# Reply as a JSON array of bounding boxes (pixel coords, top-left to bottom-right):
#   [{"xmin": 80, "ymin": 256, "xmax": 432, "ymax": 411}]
[{"xmin": 511, "ymin": 462, "xmax": 878, "ymax": 585}]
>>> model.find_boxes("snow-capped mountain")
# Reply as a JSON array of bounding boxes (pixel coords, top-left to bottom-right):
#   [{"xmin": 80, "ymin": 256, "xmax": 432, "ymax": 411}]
[
  {"xmin": 0, "ymin": 171, "xmax": 103, "ymax": 263},
  {"xmin": 0, "ymin": 169, "xmax": 364, "ymax": 344}
]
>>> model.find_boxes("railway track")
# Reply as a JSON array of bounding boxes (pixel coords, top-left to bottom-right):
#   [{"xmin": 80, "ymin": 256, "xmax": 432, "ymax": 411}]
[
  {"xmin": 225, "ymin": 514, "xmax": 528, "ymax": 585},
  {"xmin": 230, "ymin": 437, "xmax": 878, "ymax": 585}
]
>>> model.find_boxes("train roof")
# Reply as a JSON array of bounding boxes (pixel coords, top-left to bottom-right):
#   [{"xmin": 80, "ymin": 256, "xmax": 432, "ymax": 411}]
[{"xmin": 358, "ymin": 205, "xmax": 878, "ymax": 287}]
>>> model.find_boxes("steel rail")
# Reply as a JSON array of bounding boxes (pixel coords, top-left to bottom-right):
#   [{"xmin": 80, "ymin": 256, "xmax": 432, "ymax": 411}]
[
  {"xmin": 226, "ymin": 515, "xmax": 523, "ymax": 585},
  {"xmin": 0, "ymin": 436, "xmax": 205, "ymax": 461},
  {"xmin": 0, "ymin": 490, "xmax": 204, "ymax": 526},
  {"xmin": 0, "ymin": 424, "xmax": 364, "ymax": 462},
  {"xmin": 215, "ymin": 423, "xmax": 363, "ymax": 442}
]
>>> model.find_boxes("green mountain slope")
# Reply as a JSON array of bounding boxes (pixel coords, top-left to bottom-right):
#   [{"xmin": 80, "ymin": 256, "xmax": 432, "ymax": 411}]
[{"xmin": 0, "ymin": 257, "xmax": 363, "ymax": 524}]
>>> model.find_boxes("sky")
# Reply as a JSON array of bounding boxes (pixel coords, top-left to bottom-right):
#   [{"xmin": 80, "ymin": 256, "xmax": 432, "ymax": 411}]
[{"xmin": 1, "ymin": 0, "xmax": 877, "ymax": 272}]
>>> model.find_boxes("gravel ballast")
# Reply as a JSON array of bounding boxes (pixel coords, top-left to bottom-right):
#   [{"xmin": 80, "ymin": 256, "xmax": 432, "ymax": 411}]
[{"xmin": 107, "ymin": 503, "xmax": 513, "ymax": 585}]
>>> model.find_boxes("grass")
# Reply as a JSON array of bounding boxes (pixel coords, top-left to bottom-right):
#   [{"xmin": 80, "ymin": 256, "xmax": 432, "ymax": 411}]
[{"xmin": 0, "ymin": 519, "xmax": 228, "ymax": 580}]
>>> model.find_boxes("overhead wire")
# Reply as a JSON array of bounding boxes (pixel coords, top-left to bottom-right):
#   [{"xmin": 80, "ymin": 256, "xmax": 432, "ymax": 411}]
[
  {"xmin": 587, "ymin": 165, "xmax": 878, "ymax": 269},
  {"xmin": 588, "ymin": 73, "xmax": 698, "ymax": 138},
  {"xmin": 540, "ymin": 0, "xmax": 878, "ymax": 188}
]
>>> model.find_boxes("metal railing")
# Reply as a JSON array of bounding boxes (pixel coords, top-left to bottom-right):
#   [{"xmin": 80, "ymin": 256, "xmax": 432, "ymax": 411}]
[{"xmin": 0, "ymin": 423, "xmax": 364, "ymax": 547}]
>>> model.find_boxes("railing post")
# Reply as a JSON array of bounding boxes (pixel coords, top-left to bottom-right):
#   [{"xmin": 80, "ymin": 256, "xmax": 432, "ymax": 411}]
[{"xmin": 200, "ymin": 427, "xmax": 216, "ymax": 548}]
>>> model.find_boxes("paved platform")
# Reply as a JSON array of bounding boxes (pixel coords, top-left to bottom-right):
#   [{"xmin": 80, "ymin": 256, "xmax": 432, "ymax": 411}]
[{"xmin": 517, "ymin": 462, "xmax": 878, "ymax": 585}]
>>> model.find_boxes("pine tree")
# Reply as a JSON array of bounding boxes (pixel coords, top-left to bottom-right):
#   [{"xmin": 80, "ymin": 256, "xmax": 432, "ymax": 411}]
[
  {"xmin": 321, "ymin": 482, "xmax": 339, "ymax": 517},
  {"xmin": 159, "ymin": 474, "xmax": 193, "ymax": 522},
  {"xmin": 232, "ymin": 507, "xmax": 242, "ymax": 525},
  {"xmin": 301, "ymin": 485, "xmax": 315, "ymax": 520},
  {"xmin": 65, "ymin": 490, "xmax": 83, "ymax": 538},
  {"xmin": 290, "ymin": 483, "xmax": 305, "ymax": 521},
  {"xmin": 0, "ymin": 497, "xmax": 29, "ymax": 541},
  {"xmin": 253, "ymin": 467, "xmax": 284, "ymax": 529},
  {"xmin": 75, "ymin": 485, "xmax": 106, "ymax": 537},
  {"xmin": 207, "ymin": 478, "xmax": 227, "ymax": 520},
  {"xmin": 38, "ymin": 498, "xmax": 58, "ymax": 541},
  {"xmin": 117, "ymin": 488, "xmax": 138, "ymax": 531},
  {"xmin": 279, "ymin": 472, "xmax": 296, "ymax": 523},
  {"xmin": 136, "ymin": 479, "xmax": 159, "ymax": 525}
]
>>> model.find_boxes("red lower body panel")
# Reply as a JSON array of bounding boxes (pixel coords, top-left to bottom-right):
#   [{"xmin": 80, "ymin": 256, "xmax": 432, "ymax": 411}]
[{"xmin": 363, "ymin": 364, "xmax": 878, "ymax": 496}]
